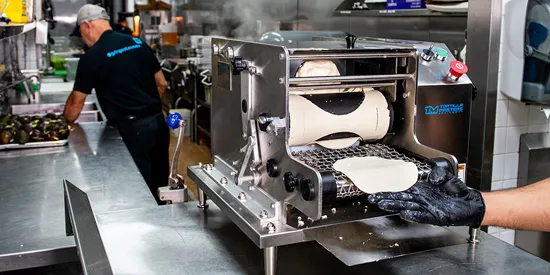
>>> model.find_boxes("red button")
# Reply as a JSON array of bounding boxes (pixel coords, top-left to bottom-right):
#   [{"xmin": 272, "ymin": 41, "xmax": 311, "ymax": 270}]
[{"xmin": 449, "ymin": 60, "xmax": 468, "ymax": 78}]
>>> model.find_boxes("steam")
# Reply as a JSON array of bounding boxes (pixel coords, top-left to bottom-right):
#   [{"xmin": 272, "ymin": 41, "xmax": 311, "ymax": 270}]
[{"xmin": 218, "ymin": 0, "xmax": 297, "ymax": 39}]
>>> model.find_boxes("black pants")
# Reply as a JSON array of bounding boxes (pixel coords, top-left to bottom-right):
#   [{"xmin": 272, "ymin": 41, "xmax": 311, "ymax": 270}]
[{"xmin": 117, "ymin": 113, "xmax": 169, "ymax": 204}]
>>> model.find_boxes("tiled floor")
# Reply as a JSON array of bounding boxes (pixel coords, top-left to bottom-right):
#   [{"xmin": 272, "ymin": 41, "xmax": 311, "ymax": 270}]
[{"xmin": 168, "ymin": 133, "xmax": 211, "ymax": 200}]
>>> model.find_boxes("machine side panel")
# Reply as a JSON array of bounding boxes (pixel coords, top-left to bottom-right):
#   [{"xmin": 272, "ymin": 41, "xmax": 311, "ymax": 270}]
[{"xmin": 416, "ymin": 84, "xmax": 472, "ymax": 164}]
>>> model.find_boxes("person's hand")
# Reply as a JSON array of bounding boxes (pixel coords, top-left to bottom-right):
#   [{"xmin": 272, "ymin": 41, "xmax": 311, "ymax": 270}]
[{"xmin": 368, "ymin": 166, "xmax": 486, "ymax": 227}]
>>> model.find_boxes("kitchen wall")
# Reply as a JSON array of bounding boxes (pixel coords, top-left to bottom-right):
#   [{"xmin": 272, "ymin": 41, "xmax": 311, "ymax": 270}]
[{"xmin": 489, "ymin": 15, "xmax": 550, "ymax": 243}]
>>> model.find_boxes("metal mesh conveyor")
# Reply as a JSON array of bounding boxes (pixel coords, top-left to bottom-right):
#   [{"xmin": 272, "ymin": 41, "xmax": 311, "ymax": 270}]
[{"xmin": 291, "ymin": 143, "xmax": 432, "ymax": 199}]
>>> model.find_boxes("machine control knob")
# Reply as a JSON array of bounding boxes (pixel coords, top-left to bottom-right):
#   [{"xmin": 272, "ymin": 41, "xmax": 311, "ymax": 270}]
[
  {"xmin": 346, "ymin": 34, "xmax": 357, "ymax": 49},
  {"xmin": 435, "ymin": 48, "xmax": 448, "ymax": 62},
  {"xmin": 231, "ymin": 56, "xmax": 249, "ymax": 74},
  {"xmin": 420, "ymin": 45, "xmax": 435, "ymax": 62},
  {"xmin": 284, "ymin": 172, "xmax": 297, "ymax": 192},
  {"xmin": 447, "ymin": 60, "xmax": 468, "ymax": 81},
  {"xmin": 267, "ymin": 159, "xmax": 280, "ymax": 178},
  {"xmin": 167, "ymin": 112, "xmax": 183, "ymax": 129},
  {"xmin": 300, "ymin": 179, "xmax": 316, "ymax": 201}
]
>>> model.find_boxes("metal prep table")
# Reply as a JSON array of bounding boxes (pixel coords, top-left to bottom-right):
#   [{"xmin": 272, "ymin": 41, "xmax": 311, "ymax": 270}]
[
  {"xmin": 64, "ymin": 181, "xmax": 550, "ymax": 275},
  {"xmin": 0, "ymin": 121, "xmax": 156, "ymax": 272}
]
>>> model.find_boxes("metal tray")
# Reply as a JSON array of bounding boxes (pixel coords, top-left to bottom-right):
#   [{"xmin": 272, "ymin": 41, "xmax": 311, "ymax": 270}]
[{"xmin": 0, "ymin": 140, "xmax": 69, "ymax": 151}]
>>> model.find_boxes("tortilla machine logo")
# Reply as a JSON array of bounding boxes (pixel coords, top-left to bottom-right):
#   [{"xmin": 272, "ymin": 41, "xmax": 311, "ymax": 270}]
[{"xmin": 425, "ymin": 103, "xmax": 464, "ymax": 115}]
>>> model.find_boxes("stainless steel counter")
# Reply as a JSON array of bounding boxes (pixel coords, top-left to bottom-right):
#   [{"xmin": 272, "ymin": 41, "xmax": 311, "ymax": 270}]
[
  {"xmin": 0, "ymin": 123, "xmax": 156, "ymax": 271},
  {"xmin": 69, "ymin": 199, "xmax": 550, "ymax": 275}
]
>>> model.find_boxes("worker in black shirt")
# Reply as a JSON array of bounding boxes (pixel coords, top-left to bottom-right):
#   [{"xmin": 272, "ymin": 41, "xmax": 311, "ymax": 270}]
[{"xmin": 63, "ymin": 4, "xmax": 169, "ymax": 204}]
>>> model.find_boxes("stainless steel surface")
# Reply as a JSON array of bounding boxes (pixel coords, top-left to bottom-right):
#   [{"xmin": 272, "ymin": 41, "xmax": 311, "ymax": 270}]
[
  {"xmin": 263, "ymin": 247, "xmax": 277, "ymax": 275},
  {"xmin": 306, "ymin": 215, "xmax": 465, "ymax": 266},
  {"xmin": 288, "ymin": 74, "xmax": 412, "ymax": 84},
  {"xmin": 516, "ymin": 133, "xmax": 550, "ymax": 261},
  {"xmin": 289, "ymin": 83, "xmax": 395, "ymax": 93},
  {"xmin": 64, "ymin": 181, "xmax": 113, "ymax": 275},
  {"xmin": 288, "ymin": 52, "xmax": 414, "ymax": 60},
  {"xmin": 72, "ymin": 201, "xmax": 550, "ymax": 274},
  {"xmin": 0, "ymin": 123, "xmax": 156, "ymax": 271},
  {"xmin": 292, "ymin": 143, "xmax": 432, "ymax": 199},
  {"xmin": 0, "ymin": 139, "xmax": 69, "ymax": 151},
  {"xmin": 11, "ymin": 102, "xmax": 97, "ymax": 114},
  {"xmin": 466, "ymin": 0, "xmax": 502, "ymax": 191}
]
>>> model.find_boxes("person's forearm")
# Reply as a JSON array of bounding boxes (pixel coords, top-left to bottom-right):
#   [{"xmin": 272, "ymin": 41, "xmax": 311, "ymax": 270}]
[
  {"xmin": 63, "ymin": 93, "xmax": 85, "ymax": 123},
  {"xmin": 157, "ymin": 85, "xmax": 166, "ymax": 99},
  {"xmin": 482, "ymin": 178, "xmax": 550, "ymax": 232}
]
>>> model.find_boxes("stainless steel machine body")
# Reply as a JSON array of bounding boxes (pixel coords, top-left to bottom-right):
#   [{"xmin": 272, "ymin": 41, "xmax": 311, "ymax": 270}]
[{"xmin": 188, "ymin": 37, "xmax": 475, "ymax": 274}]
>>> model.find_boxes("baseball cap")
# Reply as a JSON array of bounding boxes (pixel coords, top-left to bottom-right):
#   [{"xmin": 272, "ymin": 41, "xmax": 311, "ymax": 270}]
[{"xmin": 70, "ymin": 4, "xmax": 110, "ymax": 37}]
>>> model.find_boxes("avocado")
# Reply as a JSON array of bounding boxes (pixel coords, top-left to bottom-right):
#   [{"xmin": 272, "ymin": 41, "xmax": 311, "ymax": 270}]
[
  {"xmin": 0, "ymin": 130, "xmax": 12, "ymax": 144},
  {"xmin": 12, "ymin": 121, "xmax": 22, "ymax": 129},
  {"xmin": 58, "ymin": 127, "xmax": 70, "ymax": 139},
  {"xmin": 0, "ymin": 115, "xmax": 11, "ymax": 124},
  {"xmin": 49, "ymin": 123, "xmax": 60, "ymax": 131},
  {"xmin": 0, "ymin": 122, "xmax": 6, "ymax": 131},
  {"xmin": 46, "ymin": 129, "xmax": 60, "ymax": 141},
  {"xmin": 31, "ymin": 115, "xmax": 41, "ymax": 121},
  {"xmin": 15, "ymin": 130, "xmax": 30, "ymax": 144},
  {"xmin": 23, "ymin": 123, "xmax": 33, "ymax": 134},
  {"xmin": 29, "ymin": 129, "xmax": 43, "ymax": 142},
  {"xmin": 10, "ymin": 115, "xmax": 19, "ymax": 123},
  {"xmin": 19, "ymin": 116, "xmax": 31, "ymax": 124},
  {"xmin": 45, "ymin": 113, "xmax": 57, "ymax": 119}
]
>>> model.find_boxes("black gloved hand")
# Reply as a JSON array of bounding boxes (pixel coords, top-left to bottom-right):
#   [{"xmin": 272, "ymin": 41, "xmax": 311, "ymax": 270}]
[{"xmin": 368, "ymin": 166, "xmax": 486, "ymax": 227}]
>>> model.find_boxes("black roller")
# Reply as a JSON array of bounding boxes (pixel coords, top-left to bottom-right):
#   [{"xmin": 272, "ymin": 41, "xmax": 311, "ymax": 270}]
[{"xmin": 320, "ymin": 171, "xmax": 337, "ymax": 204}]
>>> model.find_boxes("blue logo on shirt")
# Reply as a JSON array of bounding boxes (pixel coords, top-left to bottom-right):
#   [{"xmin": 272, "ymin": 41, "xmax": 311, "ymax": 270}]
[
  {"xmin": 425, "ymin": 103, "xmax": 464, "ymax": 115},
  {"xmin": 106, "ymin": 37, "xmax": 143, "ymax": 58}
]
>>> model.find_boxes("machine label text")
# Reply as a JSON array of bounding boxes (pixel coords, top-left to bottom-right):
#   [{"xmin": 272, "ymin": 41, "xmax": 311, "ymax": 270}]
[{"xmin": 425, "ymin": 103, "xmax": 464, "ymax": 115}]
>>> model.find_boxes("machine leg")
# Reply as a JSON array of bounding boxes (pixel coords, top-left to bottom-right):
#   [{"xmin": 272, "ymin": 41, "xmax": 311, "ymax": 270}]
[
  {"xmin": 467, "ymin": 227, "xmax": 480, "ymax": 244},
  {"xmin": 197, "ymin": 187, "xmax": 208, "ymax": 209},
  {"xmin": 264, "ymin": 246, "xmax": 277, "ymax": 275}
]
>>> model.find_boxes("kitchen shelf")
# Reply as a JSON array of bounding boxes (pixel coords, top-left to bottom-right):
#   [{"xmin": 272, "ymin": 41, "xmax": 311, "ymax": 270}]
[
  {"xmin": 333, "ymin": 9, "xmax": 466, "ymax": 17},
  {"xmin": 0, "ymin": 22, "xmax": 36, "ymax": 40}
]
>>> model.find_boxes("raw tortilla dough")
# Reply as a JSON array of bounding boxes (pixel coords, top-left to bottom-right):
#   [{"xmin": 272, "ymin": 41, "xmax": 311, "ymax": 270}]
[
  {"xmin": 288, "ymin": 90, "xmax": 390, "ymax": 148},
  {"xmin": 333, "ymin": 156, "xmax": 419, "ymax": 194},
  {"xmin": 316, "ymin": 137, "xmax": 360, "ymax": 149},
  {"xmin": 296, "ymin": 60, "xmax": 344, "ymax": 94}
]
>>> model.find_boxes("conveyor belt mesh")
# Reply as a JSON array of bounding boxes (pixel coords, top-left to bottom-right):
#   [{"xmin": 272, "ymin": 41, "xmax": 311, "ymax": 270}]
[{"xmin": 291, "ymin": 143, "xmax": 432, "ymax": 199}]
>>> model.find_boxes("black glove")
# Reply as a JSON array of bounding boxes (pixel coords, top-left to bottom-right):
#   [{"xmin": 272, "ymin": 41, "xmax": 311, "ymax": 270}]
[{"xmin": 368, "ymin": 166, "xmax": 486, "ymax": 227}]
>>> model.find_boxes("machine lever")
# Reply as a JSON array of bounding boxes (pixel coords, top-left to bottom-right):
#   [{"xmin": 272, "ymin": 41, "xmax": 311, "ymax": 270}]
[
  {"xmin": 158, "ymin": 113, "xmax": 189, "ymax": 204},
  {"xmin": 236, "ymin": 120, "xmax": 261, "ymax": 185}
]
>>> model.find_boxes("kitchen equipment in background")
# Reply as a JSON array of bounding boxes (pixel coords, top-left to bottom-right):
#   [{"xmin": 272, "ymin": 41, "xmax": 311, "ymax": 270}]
[
  {"xmin": 499, "ymin": 0, "xmax": 550, "ymax": 103},
  {"xmin": 161, "ymin": 23, "xmax": 178, "ymax": 45},
  {"xmin": 64, "ymin": 58, "xmax": 79, "ymax": 82},
  {"xmin": 1, "ymin": 0, "xmax": 34, "ymax": 23}
]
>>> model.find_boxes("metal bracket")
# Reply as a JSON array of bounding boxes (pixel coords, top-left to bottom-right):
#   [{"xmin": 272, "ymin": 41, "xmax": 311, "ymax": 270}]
[
  {"xmin": 158, "ymin": 185, "xmax": 189, "ymax": 204},
  {"xmin": 237, "ymin": 120, "xmax": 261, "ymax": 185}
]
